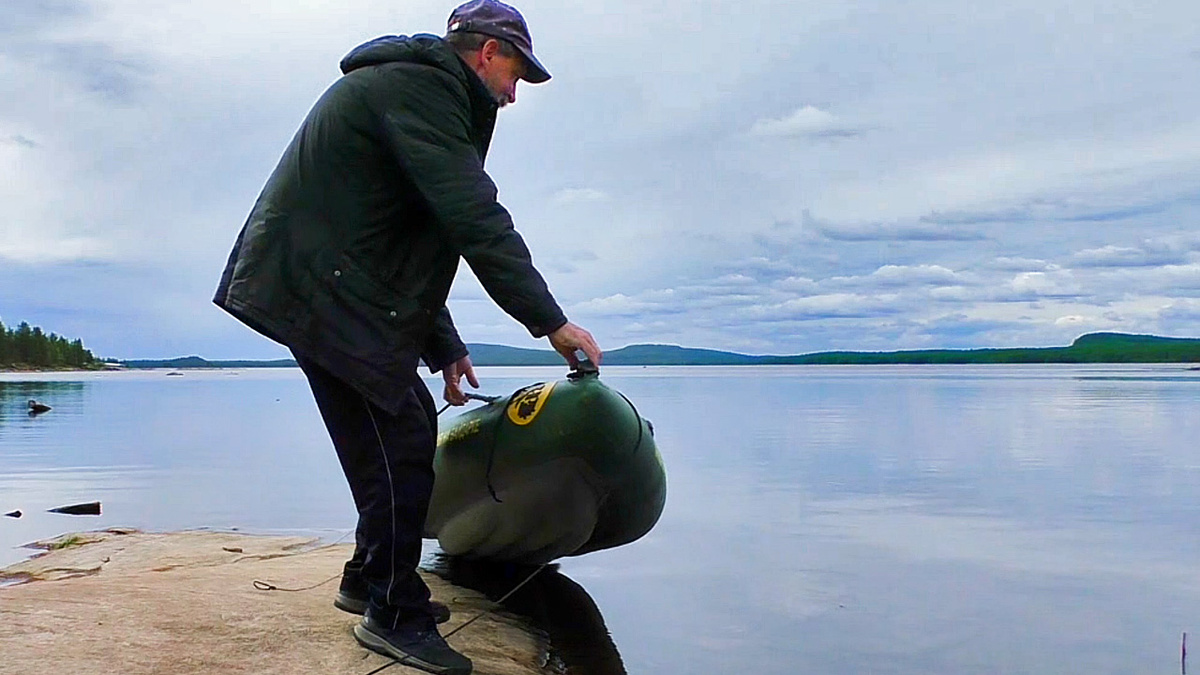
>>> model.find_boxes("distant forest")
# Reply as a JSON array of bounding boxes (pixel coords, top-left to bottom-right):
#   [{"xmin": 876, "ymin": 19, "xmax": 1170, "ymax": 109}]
[
  {"xmin": 0, "ymin": 319, "xmax": 99, "ymax": 370},
  {"xmin": 119, "ymin": 332, "xmax": 1200, "ymax": 369}
]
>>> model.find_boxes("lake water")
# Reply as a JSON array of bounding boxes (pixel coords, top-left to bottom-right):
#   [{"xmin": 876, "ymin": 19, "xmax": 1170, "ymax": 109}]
[{"xmin": 3, "ymin": 365, "xmax": 1199, "ymax": 674}]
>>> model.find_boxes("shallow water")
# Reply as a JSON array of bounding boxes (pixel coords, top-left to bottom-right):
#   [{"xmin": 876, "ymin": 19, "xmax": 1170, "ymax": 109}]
[{"xmin": 3, "ymin": 365, "xmax": 1199, "ymax": 674}]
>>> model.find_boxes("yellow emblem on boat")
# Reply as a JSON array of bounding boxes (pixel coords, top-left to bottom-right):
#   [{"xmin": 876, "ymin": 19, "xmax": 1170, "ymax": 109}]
[{"xmin": 506, "ymin": 381, "xmax": 556, "ymax": 426}]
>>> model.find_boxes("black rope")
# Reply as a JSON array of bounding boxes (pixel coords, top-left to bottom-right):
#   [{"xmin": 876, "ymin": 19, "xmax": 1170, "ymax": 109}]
[
  {"xmin": 483, "ymin": 409, "xmax": 506, "ymax": 503},
  {"xmin": 441, "ymin": 562, "xmax": 547, "ymax": 638},
  {"xmin": 250, "ymin": 528, "xmax": 357, "ymax": 592},
  {"xmin": 614, "ymin": 390, "xmax": 645, "ymax": 455},
  {"xmin": 252, "ymin": 573, "xmax": 341, "ymax": 593},
  {"xmin": 439, "ymin": 393, "xmax": 499, "ymax": 418}
]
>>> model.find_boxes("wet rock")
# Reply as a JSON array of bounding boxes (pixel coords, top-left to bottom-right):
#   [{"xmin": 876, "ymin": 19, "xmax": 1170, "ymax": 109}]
[
  {"xmin": 27, "ymin": 400, "xmax": 51, "ymax": 415},
  {"xmin": 4, "ymin": 510, "xmax": 21, "ymax": 519},
  {"xmin": 48, "ymin": 501, "xmax": 102, "ymax": 516}
]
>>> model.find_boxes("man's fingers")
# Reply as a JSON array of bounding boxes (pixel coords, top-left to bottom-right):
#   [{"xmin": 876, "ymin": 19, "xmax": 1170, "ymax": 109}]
[
  {"xmin": 582, "ymin": 335, "xmax": 602, "ymax": 365},
  {"xmin": 444, "ymin": 378, "xmax": 467, "ymax": 406},
  {"xmin": 548, "ymin": 322, "xmax": 604, "ymax": 369},
  {"xmin": 573, "ymin": 329, "xmax": 602, "ymax": 365},
  {"xmin": 558, "ymin": 344, "xmax": 579, "ymax": 367},
  {"xmin": 465, "ymin": 367, "xmax": 480, "ymax": 389}
]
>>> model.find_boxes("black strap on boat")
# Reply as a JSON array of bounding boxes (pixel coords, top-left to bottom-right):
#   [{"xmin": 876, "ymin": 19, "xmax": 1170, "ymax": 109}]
[
  {"xmin": 483, "ymin": 410, "xmax": 506, "ymax": 503},
  {"xmin": 615, "ymin": 389, "xmax": 646, "ymax": 453}
]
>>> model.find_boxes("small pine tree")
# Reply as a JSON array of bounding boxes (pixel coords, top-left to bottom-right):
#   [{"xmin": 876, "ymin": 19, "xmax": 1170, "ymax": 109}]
[
  {"xmin": 0, "ymin": 318, "xmax": 9, "ymax": 365},
  {"xmin": 14, "ymin": 322, "xmax": 33, "ymax": 365}
]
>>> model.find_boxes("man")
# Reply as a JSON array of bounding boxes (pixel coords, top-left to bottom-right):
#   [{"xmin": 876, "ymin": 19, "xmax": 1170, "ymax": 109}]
[{"xmin": 213, "ymin": 2, "xmax": 601, "ymax": 673}]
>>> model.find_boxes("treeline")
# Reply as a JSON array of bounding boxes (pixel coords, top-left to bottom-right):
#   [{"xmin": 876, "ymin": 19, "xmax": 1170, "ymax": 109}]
[
  {"xmin": 767, "ymin": 332, "xmax": 1200, "ymax": 365},
  {"xmin": 0, "ymin": 319, "xmax": 98, "ymax": 369}
]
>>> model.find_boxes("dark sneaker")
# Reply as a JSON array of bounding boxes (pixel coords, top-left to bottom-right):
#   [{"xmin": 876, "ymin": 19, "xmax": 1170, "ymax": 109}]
[
  {"xmin": 333, "ymin": 586, "xmax": 370, "ymax": 615},
  {"xmin": 334, "ymin": 587, "xmax": 450, "ymax": 624},
  {"xmin": 354, "ymin": 615, "xmax": 472, "ymax": 675},
  {"xmin": 334, "ymin": 568, "xmax": 370, "ymax": 613}
]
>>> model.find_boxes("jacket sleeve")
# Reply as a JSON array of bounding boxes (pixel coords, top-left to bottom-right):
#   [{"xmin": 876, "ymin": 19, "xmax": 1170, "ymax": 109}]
[
  {"xmin": 373, "ymin": 67, "xmax": 568, "ymax": 338},
  {"xmin": 421, "ymin": 306, "xmax": 469, "ymax": 373}
]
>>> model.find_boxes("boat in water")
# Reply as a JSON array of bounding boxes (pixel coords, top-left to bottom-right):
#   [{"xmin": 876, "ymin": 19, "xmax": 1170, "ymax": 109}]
[{"xmin": 424, "ymin": 366, "xmax": 667, "ymax": 564}]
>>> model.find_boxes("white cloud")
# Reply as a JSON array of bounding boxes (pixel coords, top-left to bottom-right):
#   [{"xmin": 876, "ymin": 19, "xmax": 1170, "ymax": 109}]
[
  {"xmin": 869, "ymin": 264, "xmax": 964, "ymax": 286},
  {"xmin": 0, "ymin": 237, "xmax": 114, "ymax": 264},
  {"xmin": 742, "ymin": 293, "xmax": 901, "ymax": 321},
  {"xmin": 814, "ymin": 219, "xmax": 986, "ymax": 242},
  {"xmin": 1007, "ymin": 271, "xmax": 1081, "ymax": 298},
  {"xmin": 551, "ymin": 187, "xmax": 609, "ymax": 205},
  {"xmin": 750, "ymin": 105, "xmax": 864, "ymax": 139},
  {"xmin": 772, "ymin": 276, "xmax": 820, "ymax": 293},
  {"xmin": 571, "ymin": 293, "xmax": 664, "ymax": 317},
  {"xmin": 987, "ymin": 257, "xmax": 1055, "ymax": 272},
  {"xmin": 1071, "ymin": 244, "xmax": 1191, "ymax": 268},
  {"xmin": 812, "ymin": 121, "xmax": 1200, "ymax": 224}
]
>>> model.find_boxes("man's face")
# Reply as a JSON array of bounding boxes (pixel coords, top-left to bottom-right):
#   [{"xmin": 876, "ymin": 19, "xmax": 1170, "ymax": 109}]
[{"xmin": 473, "ymin": 40, "xmax": 526, "ymax": 107}]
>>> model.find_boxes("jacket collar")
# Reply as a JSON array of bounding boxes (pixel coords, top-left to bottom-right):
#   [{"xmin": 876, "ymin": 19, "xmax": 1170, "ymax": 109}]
[{"xmin": 456, "ymin": 56, "xmax": 499, "ymax": 162}]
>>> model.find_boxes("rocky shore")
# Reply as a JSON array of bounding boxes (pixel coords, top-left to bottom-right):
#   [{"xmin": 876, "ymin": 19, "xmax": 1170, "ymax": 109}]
[{"xmin": 0, "ymin": 530, "xmax": 547, "ymax": 675}]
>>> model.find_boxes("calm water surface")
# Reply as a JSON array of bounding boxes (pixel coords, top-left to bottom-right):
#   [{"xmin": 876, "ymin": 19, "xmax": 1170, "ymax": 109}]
[{"xmin": 3, "ymin": 365, "xmax": 1199, "ymax": 674}]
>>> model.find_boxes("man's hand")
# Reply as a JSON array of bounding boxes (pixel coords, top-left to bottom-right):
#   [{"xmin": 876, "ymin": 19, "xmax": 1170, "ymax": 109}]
[
  {"xmin": 442, "ymin": 355, "xmax": 479, "ymax": 405},
  {"xmin": 548, "ymin": 322, "xmax": 602, "ymax": 368}
]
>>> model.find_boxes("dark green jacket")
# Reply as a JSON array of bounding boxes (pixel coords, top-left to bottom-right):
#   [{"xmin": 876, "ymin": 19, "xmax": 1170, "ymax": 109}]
[{"xmin": 214, "ymin": 34, "xmax": 566, "ymax": 414}]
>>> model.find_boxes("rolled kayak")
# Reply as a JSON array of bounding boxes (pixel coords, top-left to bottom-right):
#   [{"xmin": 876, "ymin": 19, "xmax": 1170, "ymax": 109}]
[{"xmin": 424, "ymin": 369, "xmax": 667, "ymax": 564}]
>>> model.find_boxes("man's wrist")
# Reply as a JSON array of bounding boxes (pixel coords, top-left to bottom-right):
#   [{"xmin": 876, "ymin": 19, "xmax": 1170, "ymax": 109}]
[{"xmin": 539, "ymin": 317, "xmax": 569, "ymax": 338}]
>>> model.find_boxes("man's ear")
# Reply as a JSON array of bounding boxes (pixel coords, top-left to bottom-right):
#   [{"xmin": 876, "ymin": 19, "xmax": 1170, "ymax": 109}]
[{"xmin": 480, "ymin": 38, "xmax": 501, "ymax": 61}]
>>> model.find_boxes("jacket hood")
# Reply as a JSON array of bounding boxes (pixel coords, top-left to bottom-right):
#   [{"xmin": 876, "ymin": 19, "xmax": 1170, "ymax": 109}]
[{"xmin": 340, "ymin": 33, "xmax": 465, "ymax": 78}]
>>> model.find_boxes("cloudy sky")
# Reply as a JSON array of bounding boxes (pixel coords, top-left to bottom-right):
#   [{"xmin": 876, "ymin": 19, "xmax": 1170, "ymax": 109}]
[{"xmin": 3, "ymin": 0, "xmax": 1200, "ymax": 359}]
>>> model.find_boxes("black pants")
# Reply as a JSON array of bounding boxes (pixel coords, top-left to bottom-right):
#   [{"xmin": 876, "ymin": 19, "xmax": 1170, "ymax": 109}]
[{"xmin": 295, "ymin": 354, "xmax": 439, "ymax": 631}]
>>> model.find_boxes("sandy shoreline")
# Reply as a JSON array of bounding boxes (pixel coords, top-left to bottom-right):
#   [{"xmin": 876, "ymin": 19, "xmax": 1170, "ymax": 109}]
[{"xmin": 0, "ymin": 529, "xmax": 547, "ymax": 675}]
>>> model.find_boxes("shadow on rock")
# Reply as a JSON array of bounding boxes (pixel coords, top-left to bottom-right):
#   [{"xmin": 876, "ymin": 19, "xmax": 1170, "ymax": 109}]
[{"xmin": 427, "ymin": 554, "xmax": 627, "ymax": 675}]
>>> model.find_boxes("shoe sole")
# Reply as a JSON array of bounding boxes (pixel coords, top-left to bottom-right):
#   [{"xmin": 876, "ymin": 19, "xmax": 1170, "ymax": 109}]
[
  {"xmin": 336, "ymin": 594, "xmax": 451, "ymax": 624},
  {"xmin": 352, "ymin": 623, "xmax": 470, "ymax": 675}
]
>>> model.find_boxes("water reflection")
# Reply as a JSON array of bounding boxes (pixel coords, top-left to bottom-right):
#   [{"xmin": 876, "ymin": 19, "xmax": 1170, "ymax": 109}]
[
  {"xmin": 3, "ymin": 366, "xmax": 1200, "ymax": 673},
  {"xmin": 428, "ymin": 554, "xmax": 626, "ymax": 675},
  {"xmin": 0, "ymin": 381, "xmax": 86, "ymax": 427}
]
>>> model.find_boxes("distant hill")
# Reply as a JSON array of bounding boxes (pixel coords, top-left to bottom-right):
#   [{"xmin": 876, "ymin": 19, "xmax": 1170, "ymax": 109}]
[
  {"xmin": 765, "ymin": 332, "xmax": 1200, "ymax": 365},
  {"xmin": 118, "ymin": 332, "xmax": 1200, "ymax": 369},
  {"xmin": 119, "ymin": 356, "xmax": 299, "ymax": 369}
]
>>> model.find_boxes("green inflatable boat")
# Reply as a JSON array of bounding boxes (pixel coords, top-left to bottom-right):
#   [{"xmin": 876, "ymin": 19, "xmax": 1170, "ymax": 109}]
[{"xmin": 423, "ymin": 367, "xmax": 667, "ymax": 564}]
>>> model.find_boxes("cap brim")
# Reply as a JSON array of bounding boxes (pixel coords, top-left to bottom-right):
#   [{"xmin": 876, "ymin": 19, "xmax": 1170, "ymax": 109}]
[{"xmin": 515, "ymin": 45, "xmax": 551, "ymax": 83}]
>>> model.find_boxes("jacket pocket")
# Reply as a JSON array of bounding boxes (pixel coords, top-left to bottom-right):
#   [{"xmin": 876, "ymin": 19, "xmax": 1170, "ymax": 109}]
[{"xmin": 310, "ymin": 254, "xmax": 433, "ymax": 362}]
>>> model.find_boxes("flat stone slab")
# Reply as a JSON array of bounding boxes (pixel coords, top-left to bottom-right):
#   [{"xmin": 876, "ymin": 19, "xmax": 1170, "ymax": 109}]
[{"xmin": 0, "ymin": 530, "xmax": 545, "ymax": 675}]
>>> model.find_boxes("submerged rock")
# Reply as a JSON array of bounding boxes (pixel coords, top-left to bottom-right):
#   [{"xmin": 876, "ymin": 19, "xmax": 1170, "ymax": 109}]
[{"xmin": 4, "ymin": 510, "xmax": 21, "ymax": 519}]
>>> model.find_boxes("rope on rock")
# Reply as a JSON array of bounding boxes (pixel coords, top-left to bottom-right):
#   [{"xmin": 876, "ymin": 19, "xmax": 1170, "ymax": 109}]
[{"xmin": 252, "ymin": 574, "xmax": 341, "ymax": 593}]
